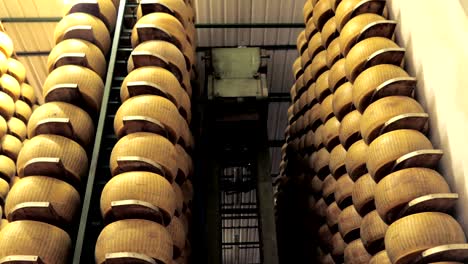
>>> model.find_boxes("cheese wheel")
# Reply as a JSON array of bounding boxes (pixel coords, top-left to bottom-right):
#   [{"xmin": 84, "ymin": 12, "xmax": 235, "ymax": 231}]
[
  {"xmin": 54, "ymin": 12, "xmax": 111, "ymax": 55},
  {"xmin": 5, "ymin": 176, "xmax": 80, "ymax": 225},
  {"xmin": 0, "ymin": 220, "xmax": 71, "ymax": 264},
  {"xmin": 64, "ymin": 0, "xmax": 117, "ymax": 32},
  {"xmin": 95, "ymin": 219, "xmax": 173, "ymax": 264},
  {"xmin": 110, "ymin": 132, "xmax": 177, "ymax": 182},
  {"xmin": 43, "ymin": 65, "xmax": 105, "ymax": 113},
  {"xmin": 47, "ymin": 39, "xmax": 107, "ymax": 79},
  {"xmin": 17, "ymin": 134, "xmax": 88, "ymax": 185},
  {"xmin": 28, "ymin": 102, "xmax": 95, "ymax": 147},
  {"xmin": 100, "ymin": 171, "xmax": 176, "ymax": 224}
]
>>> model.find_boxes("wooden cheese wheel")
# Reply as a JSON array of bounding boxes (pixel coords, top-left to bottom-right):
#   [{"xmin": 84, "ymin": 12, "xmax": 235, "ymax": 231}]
[
  {"xmin": 304, "ymin": 130, "xmax": 315, "ymax": 152},
  {"xmin": 385, "ymin": 212, "xmax": 466, "ymax": 264},
  {"xmin": 301, "ymin": 46, "xmax": 313, "ymax": 70},
  {"xmin": 310, "ymin": 176, "xmax": 323, "ymax": 195},
  {"xmin": 339, "ymin": 13, "xmax": 391, "ymax": 56},
  {"xmin": 0, "ymin": 91, "xmax": 14, "ymax": 120},
  {"xmin": 5, "ymin": 176, "xmax": 80, "ymax": 225},
  {"xmin": 361, "ymin": 96, "xmax": 426, "ymax": 144},
  {"xmin": 334, "ymin": 174, "xmax": 354, "ymax": 209},
  {"xmin": 54, "ymin": 12, "xmax": 111, "ymax": 55},
  {"xmin": 0, "ymin": 115, "xmax": 6, "ymax": 139},
  {"xmin": 353, "ymin": 65, "xmax": 414, "ymax": 113},
  {"xmin": 95, "ymin": 219, "xmax": 173, "ymax": 264},
  {"xmin": 0, "ymin": 134, "xmax": 22, "ymax": 161},
  {"xmin": 313, "ymin": 0, "xmax": 334, "ymax": 30},
  {"xmin": 327, "ymin": 38, "xmax": 342, "ymax": 68},
  {"xmin": 360, "ymin": 210, "xmax": 388, "ymax": 254},
  {"xmin": 175, "ymin": 145, "xmax": 190, "ymax": 183},
  {"xmin": 314, "ymin": 147, "xmax": 330, "ymax": 179},
  {"xmin": 0, "ymin": 74, "xmax": 21, "ymax": 101},
  {"xmin": 333, "ymin": 86, "xmax": 352, "ymax": 125},
  {"xmin": 345, "ymin": 140, "xmax": 368, "ymax": 180},
  {"xmin": 326, "ymin": 201, "xmax": 341, "ymax": 230},
  {"xmin": 335, "ymin": 0, "xmax": 386, "ymax": 31},
  {"xmin": 345, "ymin": 37, "xmax": 403, "ymax": 82},
  {"xmin": 319, "ymin": 223, "xmax": 334, "ymax": 251},
  {"xmin": 114, "ymin": 95, "xmax": 182, "ymax": 143},
  {"xmin": 166, "ymin": 216, "xmax": 186, "ymax": 258},
  {"xmin": 344, "ymin": 239, "xmax": 371, "ymax": 264},
  {"xmin": 308, "ymin": 104, "xmax": 322, "ymax": 132},
  {"xmin": 0, "ymin": 220, "xmax": 71, "ymax": 264},
  {"xmin": 331, "ymin": 232, "xmax": 347, "ymax": 262},
  {"xmin": 127, "ymin": 40, "xmax": 190, "ymax": 96},
  {"xmin": 131, "ymin": 13, "xmax": 194, "ymax": 69},
  {"xmin": 375, "ymin": 168, "xmax": 451, "ymax": 224},
  {"xmin": 320, "ymin": 94, "xmax": 334, "ymax": 123},
  {"xmin": 305, "ymin": 18, "xmax": 318, "ymax": 40},
  {"xmin": 352, "ymin": 173, "xmax": 376, "ymax": 216},
  {"xmin": 136, "ymin": 0, "xmax": 191, "ymax": 29},
  {"xmin": 303, "ymin": 0, "xmax": 314, "ymax": 24},
  {"xmin": 303, "ymin": 63, "xmax": 315, "ymax": 90},
  {"xmin": 110, "ymin": 132, "xmax": 177, "ymax": 182},
  {"xmin": 178, "ymin": 121, "xmax": 193, "ymax": 151},
  {"xmin": 339, "ymin": 110, "xmax": 361, "ymax": 149},
  {"xmin": 367, "ymin": 129, "xmax": 434, "ymax": 182},
  {"xmin": 329, "ymin": 144, "xmax": 347, "ymax": 178},
  {"xmin": 7, "ymin": 58, "xmax": 26, "ymax": 83},
  {"xmin": 100, "ymin": 171, "xmax": 176, "ymax": 224},
  {"xmin": 308, "ymin": 32, "xmax": 325, "ymax": 59},
  {"xmin": 0, "ymin": 31, "xmax": 13, "ymax": 58},
  {"xmin": 181, "ymin": 179, "xmax": 193, "ymax": 208},
  {"xmin": 14, "ymin": 100, "xmax": 32, "ymax": 124},
  {"xmin": 313, "ymin": 124, "xmax": 325, "ymax": 149},
  {"xmin": 315, "ymin": 198, "xmax": 328, "ymax": 218},
  {"xmin": 43, "ymin": 65, "xmax": 104, "ymax": 113},
  {"xmin": 17, "ymin": 134, "xmax": 88, "ymax": 186},
  {"xmin": 370, "ymin": 250, "xmax": 392, "ymax": 264},
  {"xmin": 297, "ymin": 31, "xmax": 308, "ymax": 54},
  {"xmin": 120, "ymin": 66, "xmax": 191, "ymax": 123},
  {"xmin": 19, "ymin": 83, "xmax": 37, "ymax": 106},
  {"xmin": 0, "ymin": 178, "xmax": 9, "ymax": 205},
  {"xmin": 292, "ymin": 57, "xmax": 303, "ymax": 79},
  {"xmin": 311, "ymin": 52, "xmax": 329, "ymax": 91},
  {"xmin": 47, "ymin": 39, "xmax": 107, "ymax": 79},
  {"xmin": 323, "ymin": 117, "xmax": 341, "ymax": 151},
  {"xmin": 338, "ymin": 205, "xmax": 362, "ymax": 242},
  {"xmin": 172, "ymin": 182, "xmax": 184, "ymax": 217},
  {"xmin": 0, "ymin": 155, "xmax": 15, "ymax": 181},
  {"xmin": 322, "ymin": 254, "xmax": 336, "ymax": 264},
  {"xmin": 64, "ymin": 0, "xmax": 117, "ymax": 32},
  {"xmin": 0, "ymin": 219, "xmax": 8, "ymax": 231},
  {"xmin": 322, "ymin": 17, "xmax": 338, "ymax": 48},
  {"xmin": 322, "ymin": 175, "xmax": 337, "ymax": 204},
  {"xmin": 0, "ymin": 53, "xmax": 7, "ymax": 76},
  {"xmin": 28, "ymin": 102, "xmax": 95, "ymax": 147},
  {"xmin": 6, "ymin": 117, "xmax": 26, "ymax": 141}
]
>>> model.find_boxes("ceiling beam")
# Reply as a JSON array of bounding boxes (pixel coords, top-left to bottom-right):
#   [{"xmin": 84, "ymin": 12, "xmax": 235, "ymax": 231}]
[{"xmin": 1, "ymin": 17, "xmax": 61, "ymax": 23}]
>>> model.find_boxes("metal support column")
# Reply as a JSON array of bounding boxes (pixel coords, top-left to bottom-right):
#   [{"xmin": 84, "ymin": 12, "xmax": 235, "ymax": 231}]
[
  {"xmin": 72, "ymin": 1, "xmax": 127, "ymax": 262},
  {"xmin": 256, "ymin": 137, "xmax": 279, "ymax": 264}
]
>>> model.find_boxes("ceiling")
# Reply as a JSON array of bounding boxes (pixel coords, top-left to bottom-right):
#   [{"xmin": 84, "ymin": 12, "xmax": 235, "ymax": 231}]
[{"xmin": 0, "ymin": 0, "xmax": 304, "ymax": 175}]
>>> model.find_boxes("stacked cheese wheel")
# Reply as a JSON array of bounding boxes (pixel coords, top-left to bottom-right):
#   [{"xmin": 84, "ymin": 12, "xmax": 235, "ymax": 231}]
[
  {"xmin": 277, "ymin": 0, "xmax": 468, "ymax": 263},
  {"xmin": 0, "ymin": 1, "xmax": 119, "ymax": 263},
  {"xmin": 94, "ymin": 1, "xmax": 196, "ymax": 264},
  {"xmin": 0, "ymin": 26, "xmax": 38, "ymax": 234}
]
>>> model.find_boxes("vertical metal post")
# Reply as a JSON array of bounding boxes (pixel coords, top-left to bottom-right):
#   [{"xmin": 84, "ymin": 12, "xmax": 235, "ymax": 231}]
[
  {"xmin": 72, "ymin": 0, "xmax": 127, "ymax": 263},
  {"xmin": 206, "ymin": 153, "xmax": 222, "ymax": 264},
  {"xmin": 257, "ymin": 145, "xmax": 279, "ymax": 264}
]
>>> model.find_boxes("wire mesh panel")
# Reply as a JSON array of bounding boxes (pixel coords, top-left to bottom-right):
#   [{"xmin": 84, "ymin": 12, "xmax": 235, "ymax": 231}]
[{"xmin": 221, "ymin": 166, "xmax": 262, "ymax": 264}]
